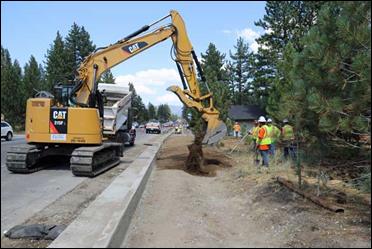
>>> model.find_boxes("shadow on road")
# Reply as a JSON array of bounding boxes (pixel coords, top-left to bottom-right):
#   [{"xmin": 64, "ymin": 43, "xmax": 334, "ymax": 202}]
[{"xmin": 38, "ymin": 156, "xmax": 71, "ymax": 171}]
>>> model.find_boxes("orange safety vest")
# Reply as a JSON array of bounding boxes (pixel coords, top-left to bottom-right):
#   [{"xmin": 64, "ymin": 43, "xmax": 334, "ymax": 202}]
[
  {"xmin": 257, "ymin": 125, "xmax": 270, "ymax": 150},
  {"xmin": 233, "ymin": 124, "xmax": 241, "ymax": 132}
]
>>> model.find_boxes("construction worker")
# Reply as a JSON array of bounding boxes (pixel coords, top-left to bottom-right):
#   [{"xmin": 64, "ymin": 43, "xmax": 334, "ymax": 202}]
[
  {"xmin": 256, "ymin": 116, "xmax": 271, "ymax": 167},
  {"xmin": 267, "ymin": 118, "xmax": 281, "ymax": 156},
  {"xmin": 281, "ymin": 118, "xmax": 295, "ymax": 160},
  {"xmin": 233, "ymin": 121, "xmax": 241, "ymax": 138},
  {"xmin": 249, "ymin": 120, "xmax": 259, "ymax": 150}
]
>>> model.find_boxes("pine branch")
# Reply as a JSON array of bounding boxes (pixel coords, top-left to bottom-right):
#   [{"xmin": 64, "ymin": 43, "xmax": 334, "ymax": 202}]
[
  {"xmin": 340, "ymin": 62, "xmax": 362, "ymax": 77},
  {"xmin": 335, "ymin": 110, "xmax": 350, "ymax": 116},
  {"xmin": 330, "ymin": 135, "xmax": 362, "ymax": 149}
]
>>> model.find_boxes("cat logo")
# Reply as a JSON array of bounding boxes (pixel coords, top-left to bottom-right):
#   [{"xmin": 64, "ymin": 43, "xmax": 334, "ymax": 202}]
[
  {"xmin": 122, "ymin": 42, "xmax": 148, "ymax": 54},
  {"xmin": 53, "ymin": 110, "xmax": 67, "ymax": 120},
  {"xmin": 128, "ymin": 43, "xmax": 140, "ymax": 53}
]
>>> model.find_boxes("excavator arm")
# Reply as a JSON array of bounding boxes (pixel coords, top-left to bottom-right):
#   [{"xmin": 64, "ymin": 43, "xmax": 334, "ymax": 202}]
[{"xmin": 70, "ymin": 10, "xmax": 226, "ymax": 144}]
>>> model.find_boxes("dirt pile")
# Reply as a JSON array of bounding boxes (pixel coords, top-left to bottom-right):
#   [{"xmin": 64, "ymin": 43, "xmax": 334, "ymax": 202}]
[
  {"xmin": 185, "ymin": 132, "xmax": 204, "ymax": 173},
  {"xmin": 157, "ymin": 135, "xmax": 231, "ymax": 176}
]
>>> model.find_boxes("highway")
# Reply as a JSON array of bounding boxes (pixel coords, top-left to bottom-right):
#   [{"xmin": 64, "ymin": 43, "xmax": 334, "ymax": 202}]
[{"xmin": 1, "ymin": 128, "xmax": 162, "ymax": 232}]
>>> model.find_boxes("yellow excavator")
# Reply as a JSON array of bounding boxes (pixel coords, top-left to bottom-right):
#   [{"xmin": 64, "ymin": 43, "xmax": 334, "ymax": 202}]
[{"xmin": 6, "ymin": 10, "xmax": 227, "ymax": 176}]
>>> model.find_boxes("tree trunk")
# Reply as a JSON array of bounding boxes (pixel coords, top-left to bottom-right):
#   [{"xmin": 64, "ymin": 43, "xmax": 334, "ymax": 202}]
[
  {"xmin": 186, "ymin": 121, "xmax": 207, "ymax": 172},
  {"xmin": 277, "ymin": 177, "xmax": 344, "ymax": 213}
]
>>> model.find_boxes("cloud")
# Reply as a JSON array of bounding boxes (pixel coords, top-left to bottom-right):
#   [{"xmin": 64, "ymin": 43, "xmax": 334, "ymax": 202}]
[
  {"xmin": 223, "ymin": 28, "xmax": 262, "ymax": 53},
  {"xmin": 222, "ymin": 27, "xmax": 271, "ymax": 53},
  {"xmin": 155, "ymin": 93, "xmax": 181, "ymax": 105},
  {"xmin": 134, "ymin": 83, "xmax": 156, "ymax": 95},
  {"xmin": 236, "ymin": 28, "xmax": 260, "ymax": 43},
  {"xmin": 249, "ymin": 41, "xmax": 259, "ymax": 53},
  {"xmin": 265, "ymin": 28, "xmax": 274, "ymax": 34},
  {"xmin": 115, "ymin": 68, "xmax": 179, "ymax": 96},
  {"xmin": 113, "ymin": 68, "xmax": 185, "ymax": 106}
]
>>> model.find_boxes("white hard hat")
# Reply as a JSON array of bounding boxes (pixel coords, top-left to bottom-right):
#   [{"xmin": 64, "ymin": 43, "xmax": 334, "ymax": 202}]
[
  {"xmin": 267, "ymin": 118, "xmax": 272, "ymax": 123},
  {"xmin": 283, "ymin": 118, "xmax": 288, "ymax": 123},
  {"xmin": 258, "ymin": 116, "xmax": 266, "ymax": 122}
]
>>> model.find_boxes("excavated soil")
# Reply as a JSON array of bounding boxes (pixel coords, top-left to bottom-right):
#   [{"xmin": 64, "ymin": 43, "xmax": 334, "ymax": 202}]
[{"xmin": 156, "ymin": 135, "xmax": 231, "ymax": 177}]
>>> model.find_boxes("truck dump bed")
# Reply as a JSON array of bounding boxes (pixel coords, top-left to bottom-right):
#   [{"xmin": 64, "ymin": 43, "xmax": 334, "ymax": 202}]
[{"xmin": 98, "ymin": 83, "xmax": 132, "ymax": 135}]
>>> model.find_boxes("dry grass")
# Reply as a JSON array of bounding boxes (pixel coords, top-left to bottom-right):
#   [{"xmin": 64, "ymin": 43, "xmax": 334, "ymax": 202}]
[
  {"xmin": 232, "ymin": 148, "xmax": 295, "ymax": 185},
  {"xmin": 217, "ymin": 137, "xmax": 370, "ymax": 248},
  {"xmin": 218, "ymin": 136, "xmax": 371, "ymax": 207}
]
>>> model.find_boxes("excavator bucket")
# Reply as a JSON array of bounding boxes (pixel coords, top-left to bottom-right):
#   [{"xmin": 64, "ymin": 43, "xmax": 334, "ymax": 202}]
[
  {"xmin": 202, "ymin": 116, "xmax": 227, "ymax": 145},
  {"xmin": 165, "ymin": 86, "xmax": 226, "ymax": 144}
]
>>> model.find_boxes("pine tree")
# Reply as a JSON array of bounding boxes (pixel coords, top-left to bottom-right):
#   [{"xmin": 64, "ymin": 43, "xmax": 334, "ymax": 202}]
[
  {"xmin": 1, "ymin": 47, "xmax": 25, "ymax": 127},
  {"xmin": 201, "ymin": 43, "xmax": 227, "ymax": 83},
  {"xmin": 39, "ymin": 63, "xmax": 47, "ymax": 91},
  {"xmin": 1, "ymin": 47, "xmax": 13, "ymax": 121},
  {"xmin": 254, "ymin": 1, "xmax": 325, "ymax": 108},
  {"xmin": 278, "ymin": 1, "xmax": 371, "ymax": 160},
  {"xmin": 12, "ymin": 60, "xmax": 25, "ymax": 126},
  {"xmin": 147, "ymin": 102, "xmax": 157, "ymax": 120},
  {"xmin": 23, "ymin": 55, "xmax": 43, "ymax": 99},
  {"xmin": 170, "ymin": 113, "xmax": 178, "ymax": 122},
  {"xmin": 129, "ymin": 82, "xmax": 148, "ymax": 124},
  {"xmin": 201, "ymin": 43, "xmax": 232, "ymax": 121},
  {"xmin": 157, "ymin": 104, "xmax": 171, "ymax": 123},
  {"xmin": 45, "ymin": 31, "xmax": 69, "ymax": 91},
  {"xmin": 1, "ymin": 47, "xmax": 12, "ymax": 105},
  {"xmin": 182, "ymin": 105, "xmax": 190, "ymax": 121},
  {"xmin": 98, "ymin": 69, "xmax": 115, "ymax": 83},
  {"xmin": 224, "ymin": 61, "xmax": 235, "ymax": 102},
  {"xmin": 65, "ymin": 23, "xmax": 96, "ymax": 82},
  {"xmin": 229, "ymin": 37, "xmax": 253, "ymax": 105}
]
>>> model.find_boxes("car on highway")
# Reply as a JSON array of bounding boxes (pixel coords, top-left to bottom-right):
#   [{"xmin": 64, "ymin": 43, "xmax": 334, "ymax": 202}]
[
  {"xmin": 162, "ymin": 121, "xmax": 174, "ymax": 128},
  {"xmin": 1, "ymin": 121, "xmax": 13, "ymax": 141},
  {"xmin": 145, "ymin": 120, "xmax": 161, "ymax": 134},
  {"xmin": 175, "ymin": 125, "xmax": 182, "ymax": 134}
]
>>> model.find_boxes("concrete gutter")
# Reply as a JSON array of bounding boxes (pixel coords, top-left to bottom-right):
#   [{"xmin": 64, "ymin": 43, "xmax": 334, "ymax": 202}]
[{"xmin": 49, "ymin": 131, "xmax": 173, "ymax": 248}]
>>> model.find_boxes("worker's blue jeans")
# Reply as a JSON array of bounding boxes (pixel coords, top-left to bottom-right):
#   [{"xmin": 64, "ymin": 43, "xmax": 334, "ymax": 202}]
[
  {"xmin": 260, "ymin": 149, "xmax": 269, "ymax": 167},
  {"xmin": 234, "ymin": 131, "xmax": 240, "ymax": 137},
  {"xmin": 269, "ymin": 143, "xmax": 276, "ymax": 156},
  {"xmin": 284, "ymin": 143, "xmax": 296, "ymax": 161},
  {"xmin": 251, "ymin": 140, "xmax": 257, "ymax": 152}
]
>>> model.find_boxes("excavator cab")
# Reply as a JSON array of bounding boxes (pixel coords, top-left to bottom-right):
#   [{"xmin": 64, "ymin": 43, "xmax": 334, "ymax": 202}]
[{"xmin": 54, "ymin": 84, "xmax": 74, "ymax": 107}]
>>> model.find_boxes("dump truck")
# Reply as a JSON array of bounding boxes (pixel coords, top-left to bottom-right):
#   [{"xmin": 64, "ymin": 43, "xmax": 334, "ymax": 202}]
[{"xmin": 98, "ymin": 83, "xmax": 136, "ymax": 146}]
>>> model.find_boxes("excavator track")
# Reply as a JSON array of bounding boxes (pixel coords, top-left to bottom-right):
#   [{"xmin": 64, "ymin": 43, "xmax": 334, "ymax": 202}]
[
  {"xmin": 6, "ymin": 144, "xmax": 44, "ymax": 173},
  {"xmin": 70, "ymin": 143, "xmax": 123, "ymax": 177}
]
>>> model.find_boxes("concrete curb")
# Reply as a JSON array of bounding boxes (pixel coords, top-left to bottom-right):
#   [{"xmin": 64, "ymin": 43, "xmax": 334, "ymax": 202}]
[{"xmin": 49, "ymin": 131, "xmax": 173, "ymax": 248}]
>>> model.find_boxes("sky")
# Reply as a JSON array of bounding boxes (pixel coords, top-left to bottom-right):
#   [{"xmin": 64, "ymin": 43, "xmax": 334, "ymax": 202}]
[{"xmin": 1, "ymin": 1, "xmax": 267, "ymax": 109}]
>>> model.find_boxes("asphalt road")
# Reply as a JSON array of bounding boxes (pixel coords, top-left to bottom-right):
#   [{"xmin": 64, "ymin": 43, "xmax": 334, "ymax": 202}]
[{"xmin": 0, "ymin": 128, "xmax": 161, "ymax": 232}]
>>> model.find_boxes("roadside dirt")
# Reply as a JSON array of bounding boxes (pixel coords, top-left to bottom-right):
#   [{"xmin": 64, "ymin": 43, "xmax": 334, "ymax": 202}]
[{"xmin": 124, "ymin": 133, "xmax": 371, "ymax": 248}]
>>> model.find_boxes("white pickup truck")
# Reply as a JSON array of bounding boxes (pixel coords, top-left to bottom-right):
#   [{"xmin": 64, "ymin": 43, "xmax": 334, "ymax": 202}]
[{"xmin": 145, "ymin": 120, "xmax": 161, "ymax": 134}]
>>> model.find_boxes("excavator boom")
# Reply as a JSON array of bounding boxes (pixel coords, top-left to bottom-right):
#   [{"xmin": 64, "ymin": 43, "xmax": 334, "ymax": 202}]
[{"xmin": 71, "ymin": 10, "xmax": 226, "ymax": 144}]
